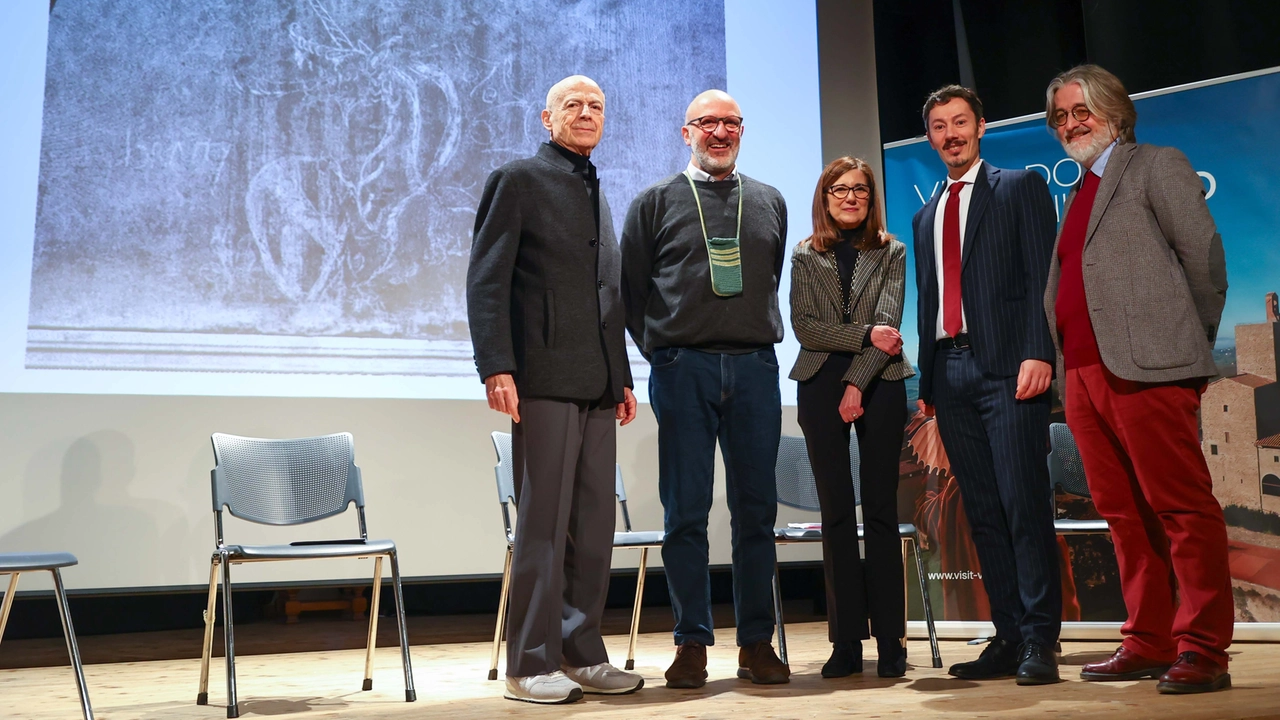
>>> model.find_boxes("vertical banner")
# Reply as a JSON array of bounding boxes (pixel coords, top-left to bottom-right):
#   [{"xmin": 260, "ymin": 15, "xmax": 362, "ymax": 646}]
[{"xmin": 885, "ymin": 68, "xmax": 1280, "ymax": 625}]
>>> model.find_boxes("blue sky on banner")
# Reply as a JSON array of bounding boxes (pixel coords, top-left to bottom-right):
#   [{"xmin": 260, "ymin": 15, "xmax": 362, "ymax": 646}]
[{"xmin": 884, "ymin": 68, "xmax": 1280, "ymax": 368}]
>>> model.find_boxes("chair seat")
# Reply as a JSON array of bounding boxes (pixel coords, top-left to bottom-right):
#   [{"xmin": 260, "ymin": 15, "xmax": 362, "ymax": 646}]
[
  {"xmin": 775, "ymin": 526, "xmax": 822, "ymax": 541},
  {"xmin": 0, "ymin": 551, "xmax": 78, "ymax": 572},
  {"xmin": 614, "ymin": 530, "xmax": 664, "ymax": 547},
  {"xmin": 1054, "ymin": 519, "xmax": 1111, "ymax": 534},
  {"xmin": 775, "ymin": 523, "xmax": 920, "ymax": 542},
  {"xmin": 222, "ymin": 539, "xmax": 396, "ymax": 561}
]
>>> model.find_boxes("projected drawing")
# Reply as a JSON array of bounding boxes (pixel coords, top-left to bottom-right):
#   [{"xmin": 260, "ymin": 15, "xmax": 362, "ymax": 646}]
[{"xmin": 27, "ymin": 0, "xmax": 726, "ymax": 375}]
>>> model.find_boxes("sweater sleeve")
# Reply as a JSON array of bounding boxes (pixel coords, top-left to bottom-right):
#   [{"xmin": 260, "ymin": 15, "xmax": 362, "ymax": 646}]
[
  {"xmin": 620, "ymin": 190, "xmax": 656, "ymax": 358},
  {"xmin": 774, "ymin": 192, "xmax": 788, "ymax": 291}
]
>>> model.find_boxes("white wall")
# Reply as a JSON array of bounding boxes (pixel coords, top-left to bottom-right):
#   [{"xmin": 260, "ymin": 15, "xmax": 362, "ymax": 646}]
[{"xmin": 0, "ymin": 393, "xmax": 818, "ymax": 591}]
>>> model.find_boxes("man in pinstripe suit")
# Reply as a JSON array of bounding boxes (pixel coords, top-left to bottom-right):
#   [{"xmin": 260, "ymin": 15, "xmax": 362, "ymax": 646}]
[{"xmin": 912, "ymin": 85, "xmax": 1062, "ymax": 685}]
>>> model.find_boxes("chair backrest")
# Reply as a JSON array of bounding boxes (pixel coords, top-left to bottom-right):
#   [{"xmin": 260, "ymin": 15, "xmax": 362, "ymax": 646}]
[
  {"xmin": 775, "ymin": 434, "xmax": 862, "ymax": 512},
  {"xmin": 1048, "ymin": 422, "xmax": 1092, "ymax": 499},
  {"xmin": 210, "ymin": 432, "xmax": 364, "ymax": 528},
  {"xmin": 491, "ymin": 431, "xmax": 516, "ymax": 505},
  {"xmin": 614, "ymin": 465, "xmax": 635, "ymax": 533},
  {"xmin": 490, "ymin": 431, "xmax": 634, "ymax": 536}
]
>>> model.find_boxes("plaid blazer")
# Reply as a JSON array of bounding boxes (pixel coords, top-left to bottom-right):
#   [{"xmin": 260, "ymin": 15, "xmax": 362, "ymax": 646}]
[{"xmin": 788, "ymin": 236, "xmax": 915, "ymax": 390}]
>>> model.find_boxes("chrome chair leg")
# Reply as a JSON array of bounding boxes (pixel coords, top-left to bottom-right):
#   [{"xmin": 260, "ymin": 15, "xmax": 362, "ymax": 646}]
[
  {"xmin": 197, "ymin": 558, "xmax": 219, "ymax": 705},
  {"xmin": 220, "ymin": 552, "xmax": 239, "ymax": 719},
  {"xmin": 52, "ymin": 568, "xmax": 94, "ymax": 720},
  {"xmin": 901, "ymin": 538, "xmax": 910, "ymax": 641},
  {"xmin": 0, "ymin": 573, "xmax": 17, "ymax": 642},
  {"xmin": 772, "ymin": 563, "xmax": 788, "ymax": 666},
  {"xmin": 910, "ymin": 534, "xmax": 942, "ymax": 667},
  {"xmin": 390, "ymin": 552, "xmax": 415, "ymax": 702},
  {"xmin": 488, "ymin": 546, "xmax": 513, "ymax": 681},
  {"xmin": 626, "ymin": 548, "xmax": 648, "ymax": 671},
  {"xmin": 363, "ymin": 556, "xmax": 384, "ymax": 692}
]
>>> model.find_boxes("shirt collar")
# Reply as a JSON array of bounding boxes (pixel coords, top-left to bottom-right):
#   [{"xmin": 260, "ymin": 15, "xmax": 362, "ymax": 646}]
[
  {"xmin": 1089, "ymin": 140, "xmax": 1119, "ymax": 178},
  {"xmin": 685, "ymin": 159, "xmax": 736, "ymax": 182},
  {"xmin": 547, "ymin": 141, "xmax": 594, "ymax": 174},
  {"xmin": 945, "ymin": 158, "xmax": 984, "ymax": 189}
]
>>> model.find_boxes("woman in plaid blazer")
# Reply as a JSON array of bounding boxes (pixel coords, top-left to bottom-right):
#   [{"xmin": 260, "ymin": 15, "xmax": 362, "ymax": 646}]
[{"xmin": 789, "ymin": 156, "xmax": 915, "ymax": 679}]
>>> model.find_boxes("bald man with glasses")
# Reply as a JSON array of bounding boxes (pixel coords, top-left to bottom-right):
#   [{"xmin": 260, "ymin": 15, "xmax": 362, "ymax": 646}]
[{"xmin": 621, "ymin": 89, "xmax": 790, "ymax": 689}]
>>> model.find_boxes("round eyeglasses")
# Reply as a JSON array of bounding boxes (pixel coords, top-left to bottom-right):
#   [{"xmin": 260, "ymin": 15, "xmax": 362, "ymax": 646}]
[
  {"xmin": 1049, "ymin": 105, "xmax": 1092, "ymax": 127},
  {"xmin": 827, "ymin": 184, "xmax": 871, "ymax": 200},
  {"xmin": 685, "ymin": 115, "xmax": 744, "ymax": 134}
]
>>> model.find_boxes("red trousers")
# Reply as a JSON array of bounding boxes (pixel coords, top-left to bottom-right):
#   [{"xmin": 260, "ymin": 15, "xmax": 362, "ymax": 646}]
[{"xmin": 1065, "ymin": 364, "xmax": 1234, "ymax": 663}]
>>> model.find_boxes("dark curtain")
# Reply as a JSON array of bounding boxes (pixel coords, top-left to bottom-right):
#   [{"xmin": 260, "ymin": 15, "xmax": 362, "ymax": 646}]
[{"xmin": 871, "ymin": 0, "xmax": 1280, "ymax": 143}]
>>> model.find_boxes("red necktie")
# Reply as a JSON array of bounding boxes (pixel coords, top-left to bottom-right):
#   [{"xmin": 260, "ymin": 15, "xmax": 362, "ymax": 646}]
[{"xmin": 942, "ymin": 181, "xmax": 966, "ymax": 338}]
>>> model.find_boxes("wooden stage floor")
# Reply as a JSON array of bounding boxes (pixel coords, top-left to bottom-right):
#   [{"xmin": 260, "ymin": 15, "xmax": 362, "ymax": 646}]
[{"xmin": 4, "ymin": 620, "xmax": 1280, "ymax": 719}]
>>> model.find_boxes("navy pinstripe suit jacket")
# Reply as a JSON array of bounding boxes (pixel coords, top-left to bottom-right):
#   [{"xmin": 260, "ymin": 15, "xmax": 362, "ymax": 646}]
[{"xmin": 912, "ymin": 162, "xmax": 1058, "ymax": 405}]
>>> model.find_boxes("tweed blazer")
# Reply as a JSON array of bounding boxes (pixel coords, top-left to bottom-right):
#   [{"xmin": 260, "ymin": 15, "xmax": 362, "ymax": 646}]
[
  {"xmin": 1044, "ymin": 142, "xmax": 1227, "ymax": 383},
  {"xmin": 466, "ymin": 143, "xmax": 633, "ymax": 401},
  {"xmin": 788, "ymin": 236, "xmax": 915, "ymax": 391}
]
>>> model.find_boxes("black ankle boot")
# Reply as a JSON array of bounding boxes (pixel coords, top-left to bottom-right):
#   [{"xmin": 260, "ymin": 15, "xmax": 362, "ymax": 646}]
[
  {"xmin": 822, "ymin": 641, "xmax": 863, "ymax": 678},
  {"xmin": 876, "ymin": 637, "xmax": 907, "ymax": 678}
]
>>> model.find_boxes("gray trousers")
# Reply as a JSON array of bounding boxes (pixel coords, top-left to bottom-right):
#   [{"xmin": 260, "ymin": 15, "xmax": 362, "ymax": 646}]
[{"xmin": 506, "ymin": 397, "xmax": 617, "ymax": 677}]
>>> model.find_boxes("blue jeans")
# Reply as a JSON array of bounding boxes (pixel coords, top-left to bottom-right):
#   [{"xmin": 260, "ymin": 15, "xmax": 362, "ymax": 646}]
[{"xmin": 648, "ymin": 347, "xmax": 782, "ymax": 647}]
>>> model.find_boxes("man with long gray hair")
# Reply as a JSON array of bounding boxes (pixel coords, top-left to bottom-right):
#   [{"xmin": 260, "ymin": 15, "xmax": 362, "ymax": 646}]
[
  {"xmin": 467, "ymin": 75, "xmax": 642, "ymax": 704},
  {"xmin": 1044, "ymin": 64, "xmax": 1232, "ymax": 694}
]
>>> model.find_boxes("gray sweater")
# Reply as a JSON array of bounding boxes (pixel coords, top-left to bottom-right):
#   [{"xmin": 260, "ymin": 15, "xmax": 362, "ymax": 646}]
[{"xmin": 620, "ymin": 172, "xmax": 787, "ymax": 356}]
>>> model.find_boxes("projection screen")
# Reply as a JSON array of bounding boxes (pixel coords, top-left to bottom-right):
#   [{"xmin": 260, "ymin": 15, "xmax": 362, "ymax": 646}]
[{"xmin": 0, "ymin": 0, "xmax": 823, "ymax": 591}]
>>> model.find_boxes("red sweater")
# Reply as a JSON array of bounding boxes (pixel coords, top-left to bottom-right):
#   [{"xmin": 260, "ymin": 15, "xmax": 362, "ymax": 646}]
[{"xmin": 1055, "ymin": 171, "xmax": 1102, "ymax": 369}]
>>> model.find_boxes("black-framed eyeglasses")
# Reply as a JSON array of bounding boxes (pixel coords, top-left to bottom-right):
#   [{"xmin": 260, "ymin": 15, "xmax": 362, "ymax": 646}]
[
  {"xmin": 685, "ymin": 115, "xmax": 744, "ymax": 134},
  {"xmin": 827, "ymin": 184, "xmax": 871, "ymax": 200},
  {"xmin": 1049, "ymin": 105, "xmax": 1092, "ymax": 127}
]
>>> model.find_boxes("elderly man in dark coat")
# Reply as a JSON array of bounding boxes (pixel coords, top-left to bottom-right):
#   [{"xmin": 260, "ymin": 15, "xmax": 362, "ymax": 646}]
[{"xmin": 466, "ymin": 74, "xmax": 640, "ymax": 705}]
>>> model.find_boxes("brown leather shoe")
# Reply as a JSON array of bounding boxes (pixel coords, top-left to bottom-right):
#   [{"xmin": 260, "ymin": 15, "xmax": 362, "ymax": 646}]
[
  {"xmin": 737, "ymin": 641, "xmax": 790, "ymax": 684},
  {"xmin": 1080, "ymin": 646, "xmax": 1173, "ymax": 681},
  {"xmin": 664, "ymin": 641, "xmax": 708, "ymax": 689},
  {"xmin": 1156, "ymin": 651, "xmax": 1231, "ymax": 694}
]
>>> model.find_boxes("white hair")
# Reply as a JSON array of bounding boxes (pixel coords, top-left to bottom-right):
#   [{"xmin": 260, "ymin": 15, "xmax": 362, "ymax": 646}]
[{"xmin": 545, "ymin": 75, "xmax": 603, "ymax": 112}]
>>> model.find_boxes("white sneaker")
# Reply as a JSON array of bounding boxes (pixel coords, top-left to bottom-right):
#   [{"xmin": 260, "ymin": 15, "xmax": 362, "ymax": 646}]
[
  {"xmin": 504, "ymin": 671, "xmax": 583, "ymax": 704},
  {"xmin": 562, "ymin": 662, "xmax": 645, "ymax": 694}
]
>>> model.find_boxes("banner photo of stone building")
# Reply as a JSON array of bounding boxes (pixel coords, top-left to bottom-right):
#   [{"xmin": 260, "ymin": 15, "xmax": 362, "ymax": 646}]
[{"xmin": 1203, "ymin": 292, "xmax": 1280, "ymax": 621}]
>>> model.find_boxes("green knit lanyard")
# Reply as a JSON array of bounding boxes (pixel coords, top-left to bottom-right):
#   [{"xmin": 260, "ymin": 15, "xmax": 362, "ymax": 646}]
[{"xmin": 684, "ymin": 171, "xmax": 744, "ymax": 297}]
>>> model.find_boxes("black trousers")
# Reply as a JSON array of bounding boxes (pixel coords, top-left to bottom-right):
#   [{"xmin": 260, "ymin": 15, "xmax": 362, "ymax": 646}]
[
  {"xmin": 932, "ymin": 347, "xmax": 1060, "ymax": 646},
  {"xmin": 797, "ymin": 354, "xmax": 907, "ymax": 642}
]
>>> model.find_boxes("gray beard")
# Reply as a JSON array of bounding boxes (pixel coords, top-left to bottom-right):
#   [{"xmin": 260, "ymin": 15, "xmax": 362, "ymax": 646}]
[
  {"xmin": 692, "ymin": 145, "xmax": 739, "ymax": 176},
  {"xmin": 1062, "ymin": 128, "xmax": 1115, "ymax": 166}
]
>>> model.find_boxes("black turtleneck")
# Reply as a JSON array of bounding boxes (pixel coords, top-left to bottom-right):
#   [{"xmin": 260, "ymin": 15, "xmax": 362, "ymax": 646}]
[
  {"xmin": 548, "ymin": 141, "xmax": 599, "ymax": 230},
  {"xmin": 834, "ymin": 227, "xmax": 862, "ymax": 323}
]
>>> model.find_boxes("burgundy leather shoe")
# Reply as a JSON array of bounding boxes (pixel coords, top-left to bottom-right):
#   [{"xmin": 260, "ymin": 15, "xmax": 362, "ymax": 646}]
[
  {"xmin": 1080, "ymin": 646, "xmax": 1172, "ymax": 681},
  {"xmin": 1156, "ymin": 651, "xmax": 1231, "ymax": 694}
]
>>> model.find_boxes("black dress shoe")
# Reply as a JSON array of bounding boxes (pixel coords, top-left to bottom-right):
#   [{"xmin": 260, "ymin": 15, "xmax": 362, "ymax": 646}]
[
  {"xmin": 876, "ymin": 637, "xmax": 907, "ymax": 678},
  {"xmin": 877, "ymin": 650, "xmax": 907, "ymax": 678},
  {"xmin": 1016, "ymin": 641, "xmax": 1061, "ymax": 685},
  {"xmin": 821, "ymin": 641, "xmax": 863, "ymax": 678},
  {"xmin": 948, "ymin": 636, "xmax": 1020, "ymax": 679}
]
